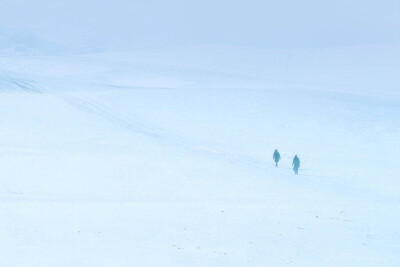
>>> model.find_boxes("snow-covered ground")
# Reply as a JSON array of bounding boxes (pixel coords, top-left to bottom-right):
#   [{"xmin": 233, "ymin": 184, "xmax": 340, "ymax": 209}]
[{"xmin": 0, "ymin": 44, "xmax": 400, "ymax": 266}]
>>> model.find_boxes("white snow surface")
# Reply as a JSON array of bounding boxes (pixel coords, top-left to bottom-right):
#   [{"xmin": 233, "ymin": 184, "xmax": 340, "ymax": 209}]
[{"xmin": 0, "ymin": 44, "xmax": 400, "ymax": 266}]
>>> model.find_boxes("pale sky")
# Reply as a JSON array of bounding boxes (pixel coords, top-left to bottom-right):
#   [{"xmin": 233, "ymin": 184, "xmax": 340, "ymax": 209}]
[{"xmin": 0, "ymin": 0, "xmax": 399, "ymax": 49}]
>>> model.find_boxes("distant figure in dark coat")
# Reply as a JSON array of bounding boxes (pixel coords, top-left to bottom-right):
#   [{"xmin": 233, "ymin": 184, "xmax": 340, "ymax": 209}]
[
  {"xmin": 292, "ymin": 155, "xmax": 300, "ymax": 174},
  {"xmin": 273, "ymin": 149, "xmax": 281, "ymax": 167}
]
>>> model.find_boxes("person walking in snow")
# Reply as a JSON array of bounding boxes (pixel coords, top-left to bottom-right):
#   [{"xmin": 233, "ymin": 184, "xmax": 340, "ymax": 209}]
[
  {"xmin": 273, "ymin": 149, "xmax": 281, "ymax": 167},
  {"xmin": 292, "ymin": 155, "xmax": 300, "ymax": 174}
]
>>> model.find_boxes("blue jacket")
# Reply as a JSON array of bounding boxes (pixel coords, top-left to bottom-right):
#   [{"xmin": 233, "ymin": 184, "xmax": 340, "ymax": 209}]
[
  {"xmin": 273, "ymin": 151, "xmax": 281, "ymax": 161},
  {"xmin": 292, "ymin": 156, "xmax": 300, "ymax": 168}
]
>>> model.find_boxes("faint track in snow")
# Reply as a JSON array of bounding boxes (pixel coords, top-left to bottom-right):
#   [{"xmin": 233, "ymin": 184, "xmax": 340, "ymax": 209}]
[
  {"xmin": 58, "ymin": 94, "xmax": 163, "ymax": 138},
  {"xmin": 69, "ymin": 99, "xmax": 273, "ymax": 172},
  {"xmin": 0, "ymin": 72, "xmax": 43, "ymax": 93},
  {"xmin": 52, "ymin": 89, "xmax": 278, "ymax": 173},
  {"xmin": 60, "ymin": 93, "xmax": 274, "ymax": 172}
]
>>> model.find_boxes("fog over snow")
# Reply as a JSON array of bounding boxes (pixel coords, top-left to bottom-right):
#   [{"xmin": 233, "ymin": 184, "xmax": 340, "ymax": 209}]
[
  {"xmin": 0, "ymin": 0, "xmax": 400, "ymax": 266},
  {"xmin": 1, "ymin": 0, "xmax": 400, "ymax": 50}
]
